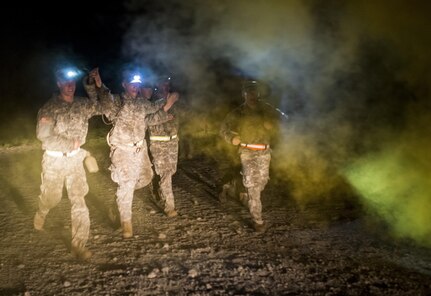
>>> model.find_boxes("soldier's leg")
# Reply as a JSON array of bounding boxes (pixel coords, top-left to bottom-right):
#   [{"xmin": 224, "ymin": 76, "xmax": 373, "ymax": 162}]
[
  {"xmin": 110, "ymin": 148, "xmax": 142, "ymax": 238},
  {"xmin": 65, "ymin": 160, "xmax": 91, "ymax": 259},
  {"xmin": 34, "ymin": 159, "xmax": 65, "ymax": 230},
  {"xmin": 158, "ymin": 170, "xmax": 176, "ymax": 215},
  {"xmin": 246, "ymin": 186, "xmax": 263, "ymax": 224},
  {"xmin": 150, "ymin": 141, "xmax": 178, "ymax": 216},
  {"xmin": 240, "ymin": 152, "xmax": 271, "ymax": 229},
  {"xmin": 135, "ymin": 149, "xmax": 154, "ymax": 190},
  {"xmin": 116, "ymin": 179, "xmax": 135, "ymax": 237}
]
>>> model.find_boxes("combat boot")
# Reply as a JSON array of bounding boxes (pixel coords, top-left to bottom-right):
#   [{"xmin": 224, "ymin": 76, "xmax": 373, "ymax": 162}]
[
  {"xmin": 252, "ymin": 221, "xmax": 267, "ymax": 233},
  {"xmin": 33, "ymin": 211, "xmax": 45, "ymax": 231},
  {"xmin": 122, "ymin": 221, "xmax": 133, "ymax": 239},
  {"xmin": 165, "ymin": 209, "xmax": 178, "ymax": 217},
  {"xmin": 71, "ymin": 244, "xmax": 92, "ymax": 260}
]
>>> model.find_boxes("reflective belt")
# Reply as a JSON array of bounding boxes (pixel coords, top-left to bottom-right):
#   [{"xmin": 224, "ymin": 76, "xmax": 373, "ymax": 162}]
[
  {"xmin": 149, "ymin": 134, "xmax": 178, "ymax": 142},
  {"xmin": 240, "ymin": 143, "xmax": 269, "ymax": 151},
  {"xmin": 125, "ymin": 139, "xmax": 144, "ymax": 147},
  {"xmin": 45, "ymin": 148, "xmax": 80, "ymax": 157}
]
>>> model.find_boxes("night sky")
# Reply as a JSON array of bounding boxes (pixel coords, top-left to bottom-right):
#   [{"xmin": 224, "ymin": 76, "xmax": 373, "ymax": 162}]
[{"xmin": 1, "ymin": 1, "xmax": 431, "ymax": 245}]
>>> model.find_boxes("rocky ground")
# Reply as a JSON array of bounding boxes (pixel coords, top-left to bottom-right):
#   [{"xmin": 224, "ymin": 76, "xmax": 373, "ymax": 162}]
[{"xmin": 0, "ymin": 137, "xmax": 431, "ymax": 295}]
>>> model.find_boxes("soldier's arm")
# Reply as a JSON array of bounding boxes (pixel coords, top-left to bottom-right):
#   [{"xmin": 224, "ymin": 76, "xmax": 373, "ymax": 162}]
[
  {"xmin": 145, "ymin": 109, "xmax": 173, "ymax": 126},
  {"xmin": 94, "ymin": 83, "xmax": 121, "ymax": 121},
  {"xmin": 83, "ymin": 75, "xmax": 98, "ymax": 102},
  {"xmin": 141, "ymin": 98, "xmax": 165, "ymax": 113},
  {"xmin": 220, "ymin": 110, "xmax": 240, "ymax": 144},
  {"xmin": 82, "ymin": 84, "xmax": 117, "ymax": 119},
  {"xmin": 143, "ymin": 91, "xmax": 179, "ymax": 114},
  {"xmin": 84, "ymin": 68, "xmax": 119, "ymax": 120},
  {"xmin": 36, "ymin": 107, "xmax": 77, "ymax": 151}
]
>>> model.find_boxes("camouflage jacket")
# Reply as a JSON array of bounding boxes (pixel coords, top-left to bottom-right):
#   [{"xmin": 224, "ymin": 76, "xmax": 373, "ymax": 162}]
[
  {"xmin": 146, "ymin": 97, "xmax": 180, "ymax": 137},
  {"xmin": 220, "ymin": 101, "xmax": 278, "ymax": 145},
  {"xmin": 36, "ymin": 94, "xmax": 105, "ymax": 152},
  {"xmin": 97, "ymin": 85, "xmax": 171, "ymax": 147}
]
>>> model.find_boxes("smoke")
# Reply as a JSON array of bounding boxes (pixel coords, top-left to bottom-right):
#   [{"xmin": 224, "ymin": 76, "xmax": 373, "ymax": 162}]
[
  {"xmin": 122, "ymin": 0, "xmax": 431, "ymax": 243},
  {"xmin": 344, "ymin": 103, "xmax": 431, "ymax": 246}
]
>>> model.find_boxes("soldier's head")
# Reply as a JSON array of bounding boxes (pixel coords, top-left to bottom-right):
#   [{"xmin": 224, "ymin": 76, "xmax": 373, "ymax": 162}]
[
  {"xmin": 155, "ymin": 75, "xmax": 171, "ymax": 97},
  {"xmin": 242, "ymin": 79, "xmax": 260, "ymax": 108},
  {"xmin": 55, "ymin": 67, "xmax": 81, "ymax": 99},
  {"xmin": 140, "ymin": 83, "xmax": 153, "ymax": 100},
  {"xmin": 122, "ymin": 70, "xmax": 143, "ymax": 99}
]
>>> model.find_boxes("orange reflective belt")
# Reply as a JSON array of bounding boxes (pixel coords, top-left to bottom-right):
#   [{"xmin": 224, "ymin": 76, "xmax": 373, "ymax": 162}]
[{"xmin": 240, "ymin": 143, "xmax": 269, "ymax": 151}]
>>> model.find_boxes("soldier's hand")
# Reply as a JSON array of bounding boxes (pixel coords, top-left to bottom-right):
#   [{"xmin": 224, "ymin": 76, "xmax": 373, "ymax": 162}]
[
  {"xmin": 167, "ymin": 114, "xmax": 175, "ymax": 121},
  {"xmin": 89, "ymin": 68, "xmax": 102, "ymax": 88},
  {"xmin": 231, "ymin": 136, "xmax": 241, "ymax": 146}
]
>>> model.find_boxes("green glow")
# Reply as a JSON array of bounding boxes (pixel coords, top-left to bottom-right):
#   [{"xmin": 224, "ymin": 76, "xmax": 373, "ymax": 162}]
[{"xmin": 345, "ymin": 148, "xmax": 431, "ymax": 246}]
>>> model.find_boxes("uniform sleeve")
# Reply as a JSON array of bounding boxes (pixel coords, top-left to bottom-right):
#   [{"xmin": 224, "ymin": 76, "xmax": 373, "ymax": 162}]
[
  {"xmin": 141, "ymin": 98, "xmax": 164, "ymax": 113},
  {"xmin": 36, "ymin": 106, "xmax": 76, "ymax": 151},
  {"xmin": 97, "ymin": 85, "xmax": 121, "ymax": 121},
  {"xmin": 83, "ymin": 78, "xmax": 117, "ymax": 118},
  {"xmin": 220, "ymin": 109, "xmax": 240, "ymax": 143},
  {"xmin": 145, "ymin": 109, "xmax": 171, "ymax": 126},
  {"xmin": 83, "ymin": 77, "xmax": 98, "ymax": 102}
]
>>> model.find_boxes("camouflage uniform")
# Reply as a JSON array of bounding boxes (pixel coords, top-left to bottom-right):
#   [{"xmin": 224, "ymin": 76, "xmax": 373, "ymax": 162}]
[
  {"xmin": 147, "ymin": 98, "xmax": 179, "ymax": 214},
  {"xmin": 35, "ymin": 81, "xmax": 106, "ymax": 251},
  {"xmin": 99, "ymin": 86, "xmax": 170, "ymax": 224},
  {"xmin": 220, "ymin": 101, "xmax": 276, "ymax": 225}
]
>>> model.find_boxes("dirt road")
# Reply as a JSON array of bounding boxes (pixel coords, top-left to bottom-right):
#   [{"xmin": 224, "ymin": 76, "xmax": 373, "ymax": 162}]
[{"xmin": 0, "ymin": 139, "xmax": 430, "ymax": 295}]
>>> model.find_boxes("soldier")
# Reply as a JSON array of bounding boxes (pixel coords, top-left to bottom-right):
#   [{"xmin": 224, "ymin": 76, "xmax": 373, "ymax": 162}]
[
  {"xmin": 34, "ymin": 66, "xmax": 106, "ymax": 260},
  {"xmin": 219, "ymin": 79, "xmax": 279, "ymax": 232},
  {"xmin": 98, "ymin": 69, "xmax": 178, "ymax": 239},
  {"xmin": 147, "ymin": 75, "xmax": 180, "ymax": 217}
]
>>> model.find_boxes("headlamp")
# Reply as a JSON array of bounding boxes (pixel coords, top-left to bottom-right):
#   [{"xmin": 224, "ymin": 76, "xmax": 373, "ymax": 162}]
[
  {"xmin": 130, "ymin": 74, "xmax": 143, "ymax": 84},
  {"xmin": 55, "ymin": 67, "xmax": 81, "ymax": 82}
]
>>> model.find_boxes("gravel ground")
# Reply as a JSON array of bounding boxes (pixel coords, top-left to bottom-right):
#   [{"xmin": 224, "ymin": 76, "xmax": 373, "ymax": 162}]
[{"xmin": 0, "ymin": 138, "xmax": 430, "ymax": 295}]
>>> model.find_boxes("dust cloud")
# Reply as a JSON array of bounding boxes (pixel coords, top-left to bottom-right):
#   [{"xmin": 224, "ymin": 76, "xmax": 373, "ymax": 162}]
[{"xmin": 121, "ymin": 0, "xmax": 431, "ymax": 245}]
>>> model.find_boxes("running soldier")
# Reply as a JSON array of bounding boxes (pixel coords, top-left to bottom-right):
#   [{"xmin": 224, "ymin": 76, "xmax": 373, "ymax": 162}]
[
  {"xmin": 34, "ymin": 66, "xmax": 106, "ymax": 260},
  {"xmin": 219, "ymin": 80, "xmax": 279, "ymax": 232},
  {"xmin": 147, "ymin": 75, "xmax": 180, "ymax": 217},
  {"xmin": 98, "ymin": 69, "xmax": 178, "ymax": 239}
]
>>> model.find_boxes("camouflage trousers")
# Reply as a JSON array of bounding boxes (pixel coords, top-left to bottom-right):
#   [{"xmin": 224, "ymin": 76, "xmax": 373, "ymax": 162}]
[
  {"xmin": 37, "ymin": 149, "xmax": 90, "ymax": 249},
  {"xmin": 149, "ymin": 140, "xmax": 178, "ymax": 212},
  {"xmin": 240, "ymin": 149, "xmax": 271, "ymax": 224},
  {"xmin": 109, "ymin": 145, "xmax": 153, "ymax": 222}
]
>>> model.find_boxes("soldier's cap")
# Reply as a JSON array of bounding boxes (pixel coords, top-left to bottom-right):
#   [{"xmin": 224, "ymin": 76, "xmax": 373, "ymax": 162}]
[{"xmin": 55, "ymin": 67, "xmax": 81, "ymax": 82}]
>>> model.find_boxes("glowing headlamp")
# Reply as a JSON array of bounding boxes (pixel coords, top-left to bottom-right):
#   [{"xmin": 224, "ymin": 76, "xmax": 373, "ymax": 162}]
[
  {"xmin": 130, "ymin": 74, "xmax": 143, "ymax": 84},
  {"xmin": 66, "ymin": 70, "xmax": 79, "ymax": 79},
  {"xmin": 55, "ymin": 67, "xmax": 81, "ymax": 82}
]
